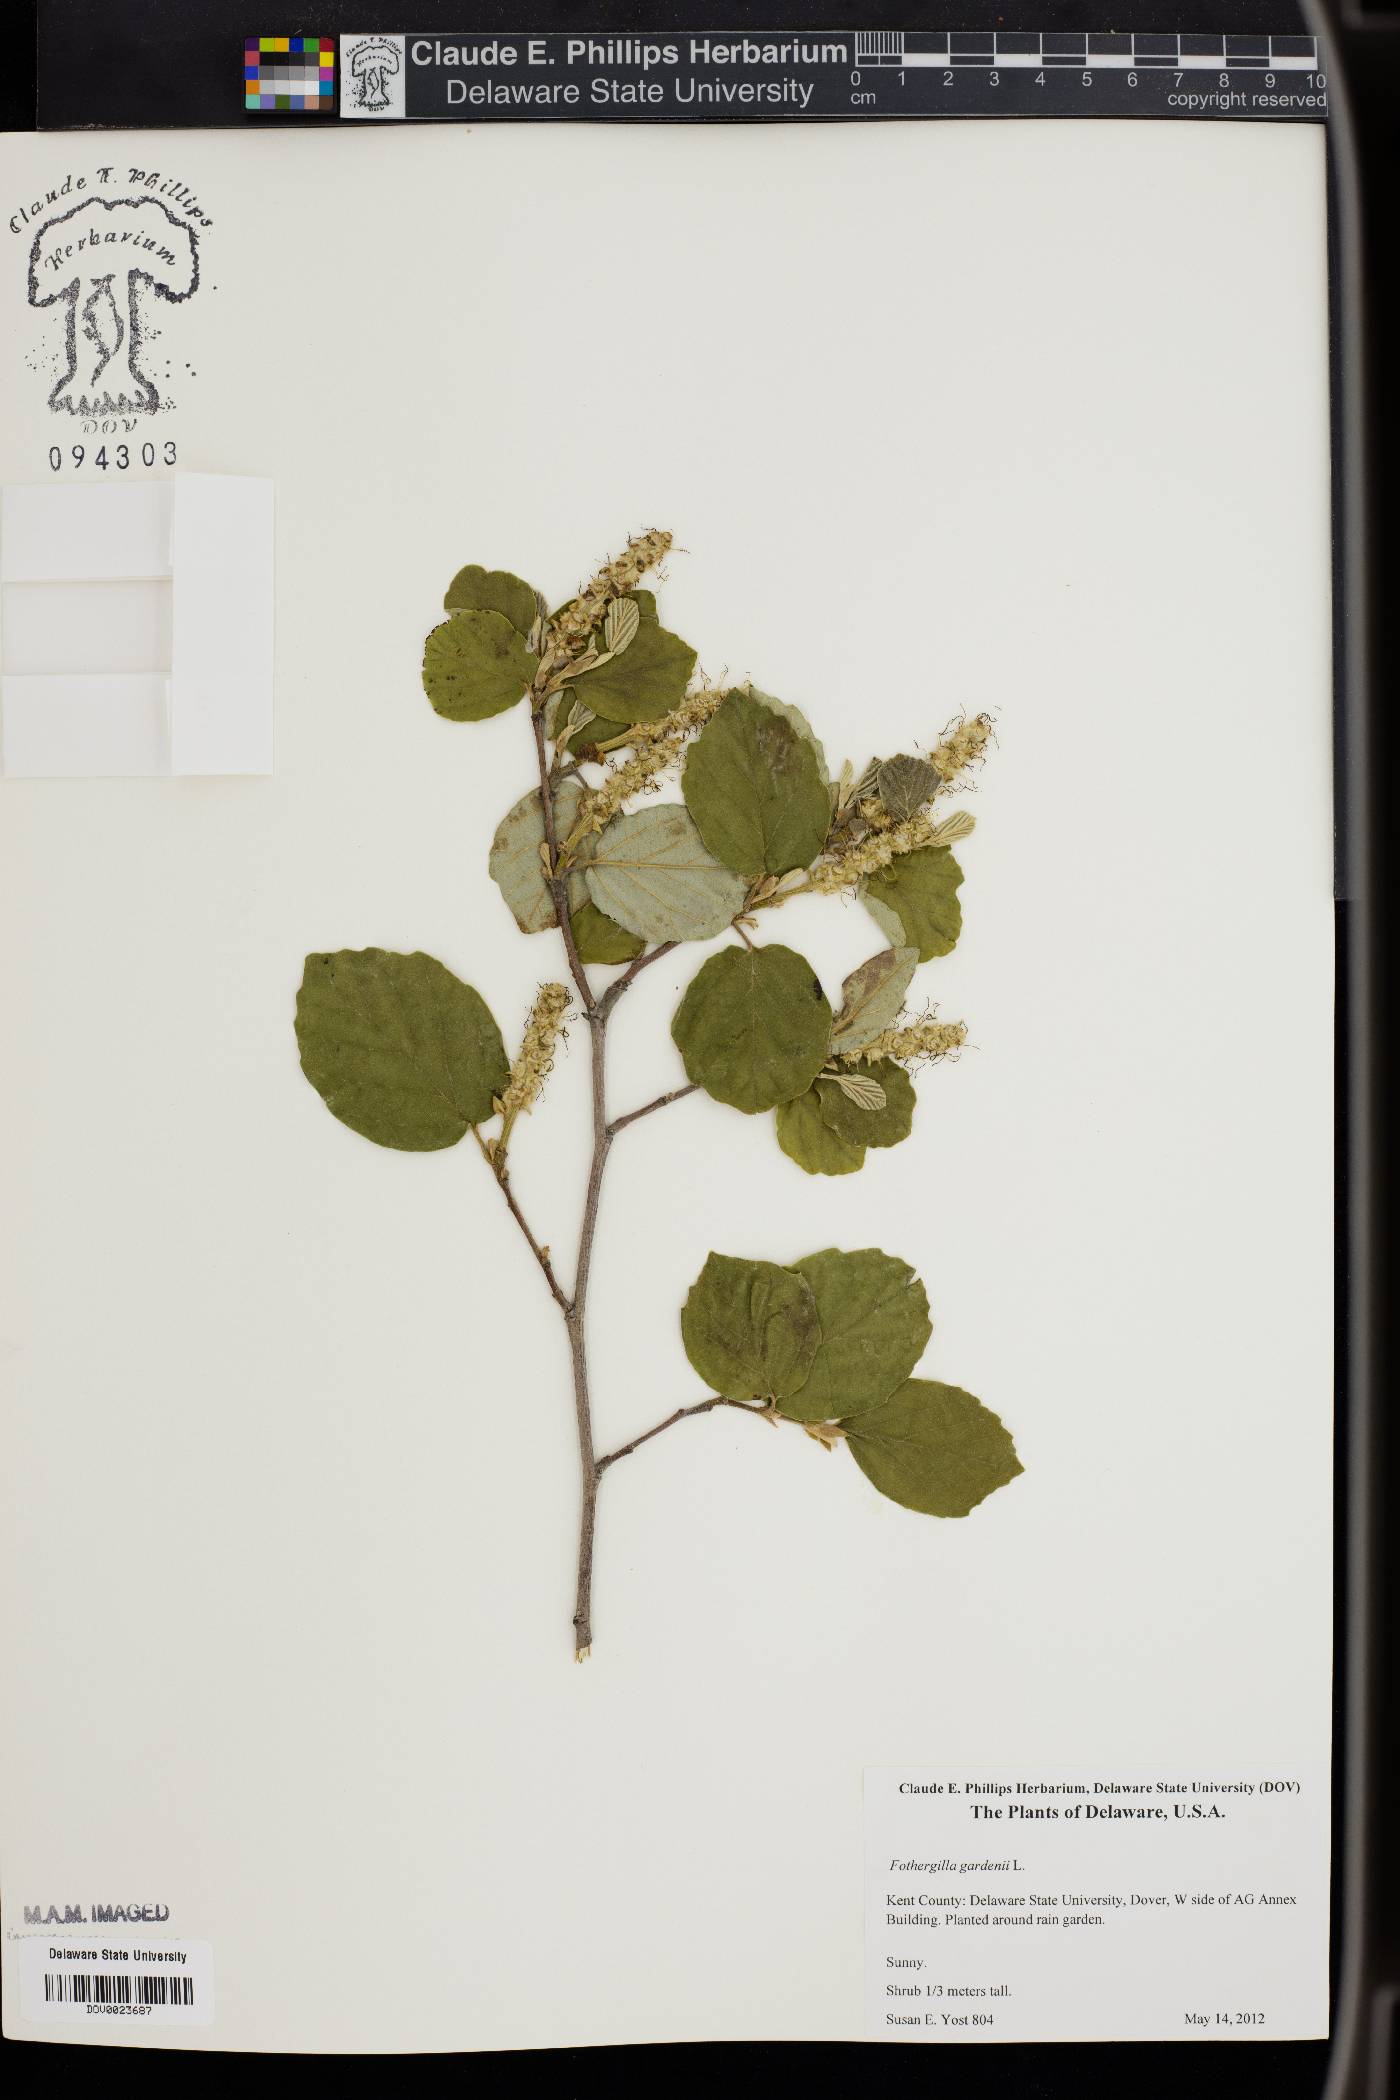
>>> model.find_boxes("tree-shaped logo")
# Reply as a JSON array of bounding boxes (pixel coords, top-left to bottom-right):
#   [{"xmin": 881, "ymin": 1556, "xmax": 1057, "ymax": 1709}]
[
  {"xmin": 27, "ymin": 194, "xmax": 200, "ymax": 418},
  {"xmin": 348, "ymin": 38, "xmax": 402, "ymax": 111}
]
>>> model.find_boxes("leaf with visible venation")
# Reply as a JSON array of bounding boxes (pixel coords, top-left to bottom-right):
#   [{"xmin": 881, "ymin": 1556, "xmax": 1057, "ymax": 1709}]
[
  {"xmin": 778, "ymin": 1249, "xmax": 931, "ymax": 1421},
  {"xmin": 443, "ymin": 565, "xmax": 540, "ymax": 637},
  {"xmin": 672, "ymin": 944, "xmax": 832, "ymax": 1113},
  {"xmin": 824, "ymin": 1068, "xmax": 887, "ymax": 1112},
  {"xmin": 830, "ymin": 946, "xmax": 919, "ymax": 1055},
  {"xmin": 295, "ymin": 949, "xmax": 509, "ymax": 1152},
  {"xmin": 876, "ymin": 753, "xmax": 941, "ymax": 823},
  {"xmin": 569, "ymin": 898, "xmax": 644, "ymax": 965},
  {"xmin": 423, "ymin": 608, "xmax": 537, "ymax": 722},
  {"xmin": 775, "ymin": 1089, "xmax": 866, "ymax": 1175},
  {"xmin": 816, "ymin": 1058, "xmax": 914, "ymax": 1149},
  {"xmin": 862, "ymin": 847, "xmax": 964, "ymax": 962},
  {"xmin": 603, "ymin": 598, "xmax": 640, "ymax": 658},
  {"xmin": 561, "ymin": 703, "xmax": 596, "ymax": 737},
  {"xmin": 680, "ymin": 1253, "xmax": 820, "ymax": 1402},
  {"xmin": 584, "ymin": 805, "xmax": 747, "ymax": 944},
  {"xmin": 682, "ymin": 690, "xmax": 831, "ymax": 879},
  {"xmin": 847, "ymin": 757, "xmax": 881, "ymax": 809},
  {"xmin": 843, "ymin": 1380, "xmax": 1023, "ymax": 1516},
  {"xmin": 570, "ymin": 592, "xmax": 696, "ymax": 723},
  {"xmin": 488, "ymin": 780, "xmax": 587, "ymax": 934}
]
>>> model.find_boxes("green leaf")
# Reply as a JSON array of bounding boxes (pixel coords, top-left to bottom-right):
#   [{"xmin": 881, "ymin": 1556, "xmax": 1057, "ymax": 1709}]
[
  {"xmin": 672, "ymin": 944, "xmax": 832, "ymax": 1113},
  {"xmin": 423, "ymin": 608, "xmax": 537, "ymax": 723},
  {"xmin": 844, "ymin": 1380, "xmax": 1023, "ymax": 1517},
  {"xmin": 774, "ymin": 1089, "xmax": 866, "ymax": 1176},
  {"xmin": 817, "ymin": 1058, "xmax": 914, "ymax": 1149},
  {"xmin": 584, "ymin": 805, "xmax": 747, "ymax": 944},
  {"xmin": 876, "ymin": 753, "xmax": 940, "ymax": 822},
  {"xmin": 862, "ymin": 847, "xmax": 964, "ymax": 962},
  {"xmin": 680, "ymin": 1253, "xmax": 820, "ymax": 1402},
  {"xmin": 570, "ymin": 592, "xmax": 696, "ymax": 723},
  {"xmin": 569, "ymin": 898, "xmax": 644, "ymax": 965},
  {"xmin": 780, "ymin": 1250, "xmax": 931, "ymax": 1421},
  {"xmin": 443, "ymin": 565, "xmax": 540, "ymax": 637},
  {"xmin": 746, "ymin": 687, "xmax": 828, "ymax": 780},
  {"xmin": 295, "ymin": 949, "xmax": 509, "ymax": 1152},
  {"xmin": 488, "ymin": 780, "xmax": 587, "ymax": 935},
  {"xmin": 682, "ymin": 690, "xmax": 831, "ymax": 879},
  {"xmin": 830, "ymin": 946, "xmax": 919, "ymax": 1056}
]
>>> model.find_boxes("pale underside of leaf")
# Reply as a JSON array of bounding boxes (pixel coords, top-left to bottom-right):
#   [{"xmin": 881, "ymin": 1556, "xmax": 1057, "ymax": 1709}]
[
  {"xmin": 584, "ymin": 804, "xmax": 747, "ymax": 943},
  {"xmin": 604, "ymin": 597, "xmax": 640, "ymax": 657},
  {"xmin": 861, "ymin": 891, "xmax": 906, "ymax": 947},
  {"xmin": 831, "ymin": 946, "xmax": 919, "ymax": 1055},
  {"xmin": 488, "ymin": 779, "xmax": 588, "ymax": 934}
]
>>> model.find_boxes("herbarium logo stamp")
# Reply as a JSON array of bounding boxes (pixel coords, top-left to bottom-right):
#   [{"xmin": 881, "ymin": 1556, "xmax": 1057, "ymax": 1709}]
[
  {"xmin": 12, "ymin": 162, "xmax": 213, "ymax": 419},
  {"xmin": 341, "ymin": 34, "xmax": 407, "ymax": 118}
]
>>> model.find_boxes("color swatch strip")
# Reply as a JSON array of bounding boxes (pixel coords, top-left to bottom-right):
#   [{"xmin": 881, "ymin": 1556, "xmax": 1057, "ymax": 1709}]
[{"xmin": 244, "ymin": 36, "xmax": 335, "ymax": 112}]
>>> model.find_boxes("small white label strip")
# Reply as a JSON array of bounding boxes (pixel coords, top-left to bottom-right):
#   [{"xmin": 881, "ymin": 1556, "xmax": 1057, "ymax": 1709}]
[
  {"xmin": 865, "ymin": 1766, "xmax": 1330, "ymax": 2042},
  {"xmin": 18, "ymin": 1934, "xmax": 214, "ymax": 2028}
]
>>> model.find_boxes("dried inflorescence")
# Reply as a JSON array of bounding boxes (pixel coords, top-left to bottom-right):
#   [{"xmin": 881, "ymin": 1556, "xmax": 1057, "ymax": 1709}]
[
  {"xmin": 570, "ymin": 689, "xmax": 726, "ymax": 839},
  {"xmin": 929, "ymin": 711, "xmax": 994, "ymax": 787},
  {"xmin": 546, "ymin": 529, "xmax": 673, "ymax": 663},
  {"xmin": 498, "ymin": 982, "xmax": 570, "ymax": 1134},
  {"xmin": 811, "ymin": 806, "xmax": 977, "ymax": 892},
  {"xmin": 840, "ymin": 1017, "xmax": 968, "ymax": 1067}
]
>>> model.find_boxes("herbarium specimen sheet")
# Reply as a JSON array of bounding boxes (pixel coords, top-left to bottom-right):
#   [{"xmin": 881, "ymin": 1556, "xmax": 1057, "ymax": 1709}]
[{"xmin": 0, "ymin": 119, "xmax": 1333, "ymax": 2051}]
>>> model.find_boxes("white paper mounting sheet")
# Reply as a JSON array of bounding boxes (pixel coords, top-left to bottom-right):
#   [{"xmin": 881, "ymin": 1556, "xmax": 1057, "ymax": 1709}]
[{"xmin": 0, "ymin": 120, "xmax": 1333, "ymax": 2056}]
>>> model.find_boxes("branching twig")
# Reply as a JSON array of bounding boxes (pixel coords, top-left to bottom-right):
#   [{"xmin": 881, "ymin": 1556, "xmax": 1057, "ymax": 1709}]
[
  {"xmin": 471, "ymin": 1130, "xmax": 571, "ymax": 1315},
  {"xmin": 608, "ymin": 1084, "xmax": 699, "ymax": 1138},
  {"xmin": 596, "ymin": 939, "xmax": 678, "ymax": 1018},
  {"xmin": 595, "ymin": 1396, "xmax": 777, "ymax": 1475}
]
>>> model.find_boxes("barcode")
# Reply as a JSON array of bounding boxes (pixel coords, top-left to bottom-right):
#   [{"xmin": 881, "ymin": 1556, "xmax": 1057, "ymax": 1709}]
[{"xmin": 42, "ymin": 1971, "xmax": 195, "ymax": 2007}]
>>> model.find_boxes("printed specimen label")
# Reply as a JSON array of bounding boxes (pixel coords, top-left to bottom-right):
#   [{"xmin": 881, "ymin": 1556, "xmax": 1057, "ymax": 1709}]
[{"xmin": 864, "ymin": 1766, "xmax": 1329, "ymax": 2041}]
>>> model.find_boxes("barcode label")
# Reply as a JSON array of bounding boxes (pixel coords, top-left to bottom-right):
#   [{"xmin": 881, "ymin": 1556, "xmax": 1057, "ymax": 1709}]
[
  {"xmin": 17, "ymin": 1935, "xmax": 214, "ymax": 2027},
  {"xmin": 42, "ymin": 1970, "xmax": 195, "ymax": 2006}
]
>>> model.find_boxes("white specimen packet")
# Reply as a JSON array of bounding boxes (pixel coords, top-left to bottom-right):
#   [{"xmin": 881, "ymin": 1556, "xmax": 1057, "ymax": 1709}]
[{"xmin": 0, "ymin": 120, "xmax": 1332, "ymax": 2051}]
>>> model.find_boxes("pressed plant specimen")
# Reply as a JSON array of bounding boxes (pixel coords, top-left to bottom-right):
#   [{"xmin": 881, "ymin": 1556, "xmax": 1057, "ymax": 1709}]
[{"xmin": 295, "ymin": 531, "xmax": 1022, "ymax": 1656}]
